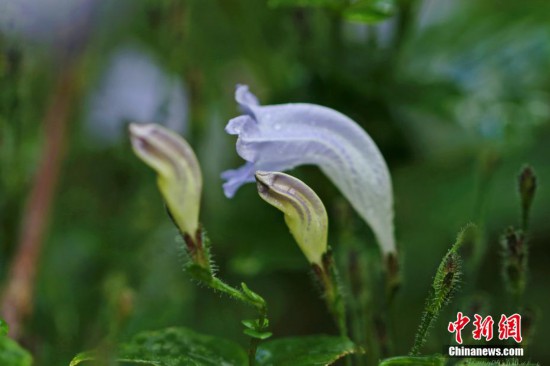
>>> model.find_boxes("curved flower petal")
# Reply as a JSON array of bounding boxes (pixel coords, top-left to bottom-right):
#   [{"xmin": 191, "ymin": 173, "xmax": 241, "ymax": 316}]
[
  {"xmin": 130, "ymin": 123, "xmax": 201, "ymax": 236},
  {"xmin": 255, "ymin": 171, "xmax": 328, "ymax": 265},
  {"xmin": 223, "ymin": 85, "xmax": 395, "ymax": 254}
]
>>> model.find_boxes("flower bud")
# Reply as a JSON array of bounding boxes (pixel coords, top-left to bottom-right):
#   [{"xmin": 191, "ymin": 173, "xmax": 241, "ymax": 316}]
[
  {"xmin": 255, "ymin": 171, "xmax": 327, "ymax": 265},
  {"xmin": 129, "ymin": 123, "xmax": 202, "ymax": 236}
]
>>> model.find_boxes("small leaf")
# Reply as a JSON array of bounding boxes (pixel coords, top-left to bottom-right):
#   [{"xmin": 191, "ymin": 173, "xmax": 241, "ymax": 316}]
[
  {"xmin": 241, "ymin": 319, "xmax": 258, "ymax": 330},
  {"xmin": 343, "ymin": 0, "xmax": 396, "ymax": 23},
  {"xmin": 243, "ymin": 329, "xmax": 273, "ymax": 340},
  {"xmin": 0, "ymin": 336, "xmax": 32, "ymax": 366},
  {"xmin": 69, "ymin": 327, "xmax": 247, "ymax": 366},
  {"xmin": 379, "ymin": 354, "xmax": 446, "ymax": 365},
  {"xmin": 256, "ymin": 335, "xmax": 359, "ymax": 365}
]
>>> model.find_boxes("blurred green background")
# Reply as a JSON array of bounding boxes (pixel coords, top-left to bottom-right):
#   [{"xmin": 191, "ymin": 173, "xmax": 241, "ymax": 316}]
[{"xmin": 1, "ymin": 0, "xmax": 549, "ymax": 364}]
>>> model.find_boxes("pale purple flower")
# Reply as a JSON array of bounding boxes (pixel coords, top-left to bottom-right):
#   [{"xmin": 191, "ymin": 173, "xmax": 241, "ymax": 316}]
[
  {"xmin": 223, "ymin": 85, "xmax": 396, "ymax": 255},
  {"xmin": 85, "ymin": 46, "xmax": 188, "ymax": 145}
]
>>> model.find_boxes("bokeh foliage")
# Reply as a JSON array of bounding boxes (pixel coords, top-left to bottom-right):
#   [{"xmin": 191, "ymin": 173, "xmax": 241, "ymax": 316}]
[{"xmin": 1, "ymin": 0, "xmax": 549, "ymax": 364}]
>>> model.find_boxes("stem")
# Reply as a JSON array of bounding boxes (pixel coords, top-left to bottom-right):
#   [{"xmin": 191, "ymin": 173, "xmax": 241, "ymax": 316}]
[
  {"xmin": 248, "ymin": 338, "xmax": 260, "ymax": 366},
  {"xmin": 410, "ymin": 310, "xmax": 435, "ymax": 356},
  {"xmin": 315, "ymin": 253, "xmax": 348, "ymax": 337},
  {"xmin": 208, "ymin": 277, "xmax": 265, "ymax": 312},
  {"xmin": 346, "ymin": 247, "xmax": 368, "ymax": 365},
  {"xmin": 409, "ymin": 226, "xmax": 472, "ymax": 355},
  {"xmin": 194, "ymin": 276, "xmax": 267, "ymax": 365},
  {"xmin": 384, "ymin": 252, "xmax": 400, "ymax": 306},
  {"xmin": 183, "ymin": 233, "xmax": 269, "ymax": 365},
  {"xmin": 1, "ymin": 65, "xmax": 79, "ymax": 338}
]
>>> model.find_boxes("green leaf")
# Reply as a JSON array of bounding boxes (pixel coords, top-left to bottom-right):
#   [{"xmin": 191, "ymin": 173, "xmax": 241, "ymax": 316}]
[
  {"xmin": 256, "ymin": 335, "xmax": 359, "ymax": 365},
  {"xmin": 343, "ymin": 0, "xmax": 396, "ymax": 23},
  {"xmin": 379, "ymin": 354, "xmax": 446, "ymax": 365},
  {"xmin": 0, "ymin": 336, "xmax": 32, "ymax": 366},
  {"xmin": 243, "ymin": 329, "xmax": 273, "ymax": 340},
  {"xmin": 69, "ymin": 327, "xmax": 247, "ymax": 366},
  {"xmin": 241, "ymin": 319, "xmax": 258, "ymax": 330}
]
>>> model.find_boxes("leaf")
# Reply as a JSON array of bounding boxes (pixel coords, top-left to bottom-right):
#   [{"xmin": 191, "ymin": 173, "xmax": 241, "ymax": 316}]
[
  {"xmin": 69, "ymin": 327, "xmax": 247, "ymax": 366},
  {"xmin": 256, "ymin": 335, "xmax": 359, "ymax": 365},
  {"xmin": 241, "ymin": 319, "xmax": 258, "ymax": 330},
  {"xmin": 343, "ymin": 0, "xmax": 396, "ymax": 23},
  {"xmin": 0, "ymin": 336, "xmax": 32, "ymax": 366},
  {"xmin": 243, "ymin": 329, "xmax": 273, "ymax": 340},
  {"xmin": 379, "ymin": 355, "xmax": 446, "ymax": 365}
]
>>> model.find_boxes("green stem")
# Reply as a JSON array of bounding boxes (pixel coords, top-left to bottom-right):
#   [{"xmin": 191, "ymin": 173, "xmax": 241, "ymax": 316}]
[
  {"xmin": 190, "ymin": 274, "xmax": 268, "ymax": 362},
  {"xmin": 208, "ymin": 277, "xmax": 249, "ymax": 303},
  {"xmin": 213, "ymin": 278, "xmax": 268, "ymax": 318},
  {"xmin": 409, "ymin": 225, "xmax": 473, "ymax": 355},
  {"xmin": 248, "ymin": 338, "xmax": 260, "ymax": 366},
  {"xmin": 317, "ymin": 253, "xmax": 348, "ymax": 337},
  {"xmin": 410, "ymin": 309, "xmax": 436, "ymax": 356},
  {"xmin": 183, "ymin": 231, "xmax": 269, "ymax": 365}
]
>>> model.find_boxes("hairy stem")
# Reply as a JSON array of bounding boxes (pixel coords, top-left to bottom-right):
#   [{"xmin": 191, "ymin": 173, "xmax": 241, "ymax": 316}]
[
  {"xmin": 183, "ymin": 231, "xmax": 269, "ymax": 365},
  {"xmin": 314, "ymin": 252, "xmax": 348, "ymax": 337},
  {"xmin": 410, "ymin": 225, "xmax": 474, "ymax": 355}
]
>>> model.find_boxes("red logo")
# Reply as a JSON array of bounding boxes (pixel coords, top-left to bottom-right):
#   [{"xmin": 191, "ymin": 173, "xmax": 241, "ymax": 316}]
[
  {"xmin": 472, "ymin": 314, "xmax": 494, "ymax": 341},
  {"xmin": 448, "ymin": 313, "xmax": 522, "ymax": 344},
  {"xmin": 498, "ymin": 314, "xmax": 522, "ymax": 343},
  {"xmin": 448, "ymin": 312, "xmax": 470, "ymax": 344}
]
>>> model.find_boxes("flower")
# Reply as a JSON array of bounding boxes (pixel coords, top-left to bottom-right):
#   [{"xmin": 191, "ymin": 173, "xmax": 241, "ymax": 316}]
[
  {"xmin": 255, "ymin": 171, "xmax": 328, "ymax": 265},
  {"xmin": 87, "ymin": 46, "xmax": 188, "ymax": 145},
  {"xmin": 223, "ymin": 85, "xmax": 395, "ymax": 255},
  {"xmin": 129, "ymin": 123, "xmax": 201, "ymax": 236}
]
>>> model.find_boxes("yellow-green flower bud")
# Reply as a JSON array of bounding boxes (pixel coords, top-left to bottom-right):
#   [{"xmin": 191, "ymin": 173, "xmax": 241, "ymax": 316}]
[
  {"xmin": 255, "ymin": 171, "xmax": 328, "ymax": 265},
  {"xmin": 129, "ymin": 123, "xmax": 202, "ymax": 236}
]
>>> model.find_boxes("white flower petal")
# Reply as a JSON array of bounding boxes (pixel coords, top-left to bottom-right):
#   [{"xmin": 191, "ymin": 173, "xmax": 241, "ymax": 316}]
[{"xmin": 223, "ymin": 85, "xmax": 396, "ymax": 254}]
